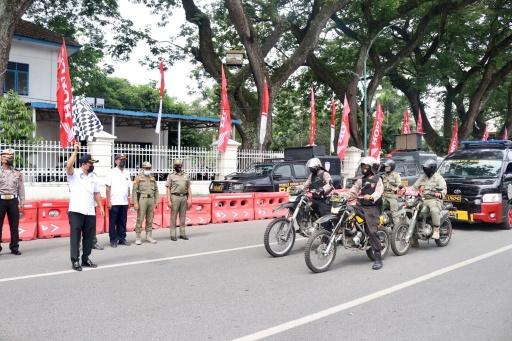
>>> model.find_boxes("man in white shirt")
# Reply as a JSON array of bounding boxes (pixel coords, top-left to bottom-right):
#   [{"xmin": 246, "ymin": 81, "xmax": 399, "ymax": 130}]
[
  {"xmin": 106, "ymin": 154, "xmax": 131, "ymax": 248},
  {"xmin": 66, "ymin": 142, "xmax": 105, "ymax": 271}
]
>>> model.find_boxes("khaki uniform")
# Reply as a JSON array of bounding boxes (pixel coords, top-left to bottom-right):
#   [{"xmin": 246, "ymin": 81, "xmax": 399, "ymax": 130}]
[
  {"xmin": 413, "ymin": 173, "xmax": 447, "ymax": 227},
  {"xmin": 132, "ymin": 174, "xmax": 159, "ymax": 233},
  {"xmin": 166, "ymin": 171, "xmax": 190, "ymax": 238},
  {"xmin": 0, "ymin": 167, "xmax": 25, "ymax": 253},
  {"xmin": 382, "ymin": 171, "xmax": 401, "ymax": 226}
]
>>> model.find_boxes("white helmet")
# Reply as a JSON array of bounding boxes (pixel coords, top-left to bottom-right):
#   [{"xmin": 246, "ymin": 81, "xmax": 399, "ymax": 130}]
[
  {"xmin": 306, "ymin": 158, "xmax": 322, "ymax": 172},
  {"xmin": 360, "ymin": 157, "xmax": 380, "ymax": 174}
]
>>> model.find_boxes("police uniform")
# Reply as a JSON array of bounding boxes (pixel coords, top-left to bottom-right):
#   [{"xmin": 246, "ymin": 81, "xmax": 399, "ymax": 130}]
[
  {"xmin": 166, "ymin": 160, "xmax": 191, "ymax": 240},
  {"xmin": 0, "ymin": 149, "xmax": 24, "ymax": 255},
  {"xmin": 382, "ymin": 171, "xmax": 401, "ymax": 226},
  {"xmin": 413, "ymin": 173, "xmax": 447, "ymax": 231},
  {"xmin": 303, "ymin": 169, "xmax": 334, "ymax": 217},
  {"xmin": 133, "ymin": 162, "xmax": 159, "ymax": 245}
]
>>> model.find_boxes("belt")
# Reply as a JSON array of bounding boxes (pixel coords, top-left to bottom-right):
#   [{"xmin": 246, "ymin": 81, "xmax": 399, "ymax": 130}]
[
  {"xmin": 0, "ymin": 194, "xmax": 17, "ymax": 200},
  {"xmin": 140, "ymin": 194, "xmax": 154, "ymax": 198},
  {"xmin": 172, "ymin": 193, "xmax": 187, "ymax": 197}
]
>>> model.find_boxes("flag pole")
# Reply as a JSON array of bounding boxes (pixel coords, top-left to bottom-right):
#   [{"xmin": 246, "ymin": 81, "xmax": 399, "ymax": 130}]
[{"xmin": 157, "ymin": 96, "xmax": 163, "ymax": 146}]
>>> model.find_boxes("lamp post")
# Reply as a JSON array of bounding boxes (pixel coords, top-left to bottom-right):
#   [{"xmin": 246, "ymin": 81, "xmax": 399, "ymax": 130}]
[{"xmin": 362, "ymin": 25, "xmax": 391, "ymax": 156}]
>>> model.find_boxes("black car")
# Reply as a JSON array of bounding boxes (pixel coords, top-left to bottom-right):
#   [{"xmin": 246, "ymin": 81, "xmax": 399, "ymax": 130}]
[{"xmin": 439, "ymin": 140, "xmax": 512, "ymax": 229}]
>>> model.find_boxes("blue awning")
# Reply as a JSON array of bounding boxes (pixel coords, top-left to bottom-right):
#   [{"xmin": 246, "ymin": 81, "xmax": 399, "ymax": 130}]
[{"xmin": 30, "ymin": 102, "xmax": 241, "ymax": 125}]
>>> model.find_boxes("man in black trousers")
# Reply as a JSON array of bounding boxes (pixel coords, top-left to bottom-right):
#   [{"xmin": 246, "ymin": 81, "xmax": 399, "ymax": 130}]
[{"xmin": 66, "ymin": 142, "xmax": 104, "ymax": 271}]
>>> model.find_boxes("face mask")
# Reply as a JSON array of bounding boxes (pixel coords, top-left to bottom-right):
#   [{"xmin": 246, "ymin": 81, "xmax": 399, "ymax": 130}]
[
  {"xmin": 385, "ymin": 166, "xmax": 391, "ymax": 173},
  {"xmin": 174, "ymin": 166, "xmax": 182, "ymax": 173},
  {"xmin": 119, "ymin": 160, "xmax": 126, "ymax": 168},
  {"xmin": 424, "ymin": 168, "xmax": 434, "ymax": 177},
  {"xmin": 88, "ymin": 165, "xmax": 95, "ymax": 173},
  {"xmin": 143, "ymin": 170, "xmax": 151, "ymax": 176},
  {"xmin": 5, "ymin": 158, "xmax": 13, "ymax": 166},
  {"xmin": 361, "ymin": 166, "xmax": 370, "ymax": 176}
]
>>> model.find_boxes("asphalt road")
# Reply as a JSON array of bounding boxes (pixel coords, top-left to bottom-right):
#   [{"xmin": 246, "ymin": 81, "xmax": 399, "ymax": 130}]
[{"xmin": 0, "ymin": 220, "xmax": 511, "ymax": 341}]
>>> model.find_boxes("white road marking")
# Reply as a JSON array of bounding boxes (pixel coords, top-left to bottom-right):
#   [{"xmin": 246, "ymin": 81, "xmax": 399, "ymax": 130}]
[
  {"xmin": 0, "ymin": 238, "xmax": 306, "ymax": 284},
  {"xmin": 233, "ymin": 243, "xmax": 512, "ymax": 341}
]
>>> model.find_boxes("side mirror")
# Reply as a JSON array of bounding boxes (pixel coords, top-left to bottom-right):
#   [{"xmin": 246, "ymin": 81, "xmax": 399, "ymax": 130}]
[{"xmin": 504, "ymin": 173, "xmax": 512, "ymax": 182}]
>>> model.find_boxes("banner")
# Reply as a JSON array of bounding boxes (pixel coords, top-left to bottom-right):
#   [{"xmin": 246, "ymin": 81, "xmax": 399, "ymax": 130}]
[
  {"xmin": 330, "ymin": 95, "xmax": 336, "ymax": 154},
  {"xmin": 401, "ymin": 110, "xmax": 411, "ymax": 134},
  {"xmin": 309, "ymin": 89, "xmax": 316, "ymax": 145},
  {"xmin": 218, "ymin": 65, "xmax": 232, "ymax": 153},
  {"xmin": 56, "ymin": 39, "xmax": 74, "ymax": 148},
  {"xmin": 259, "ymin": 80, "xmax": 269, "ymax": 147},
  {"xmin": 336, "ymin": 95, "xmax": 350, "ymax": 160},
  {"xmin": 482, "ymin": 125, "xmax": 489, "ymax": 141},
  {"xmin": 155, "ymin": 61, "xmax": 165, "ymax": 134},
  {"xmin": 369, "ymin": 101, "xmax": 384, "ymax": 158},
  {"xmin": 416, "ymin": 108, "xmax": 424, "ymax": 134},
  {"xmin": 448, "ymin": 118, "xmax": 459, "ymax": 154}
]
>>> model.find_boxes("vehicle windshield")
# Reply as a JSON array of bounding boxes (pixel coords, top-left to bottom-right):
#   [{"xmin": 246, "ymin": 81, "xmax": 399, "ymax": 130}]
[
  {"xmin": 243, "ymin": 164, "xmax": 274, "ymax": 174},
  {"xmin": 439, "ymin": 159, "xmax": 503, "ymax": 178}
]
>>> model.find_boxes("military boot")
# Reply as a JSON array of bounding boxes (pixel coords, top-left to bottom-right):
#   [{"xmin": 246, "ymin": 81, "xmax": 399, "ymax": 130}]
[
  {"xmin": 372, "ymin": 249, "xmax": 383, "ymax": 270},
  {"xmin": 146, "ymin": 232, "xmax": 157, "ymax": 244},
  {"xmin": 432, "ymin": 226, "xmax": 440, "ymax": 240},
  {"xmin": 135, "ymin": 233, "xmax": 142, "ymax": 245}
]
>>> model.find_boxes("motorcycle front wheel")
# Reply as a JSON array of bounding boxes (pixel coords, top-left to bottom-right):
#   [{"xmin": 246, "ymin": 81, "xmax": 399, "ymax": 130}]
[
  {"xmin": 366, "ymin": 230, "xmax": 391, "ymax": 261},
  {"xmin": 304, "ymin": 229, "xmax": 337, "ymax": 273},
  {"xmin": 264, "ymin": 217, "xmax": 296, "ymax": 257},
  {"xmin": 435, "ymin": 219, "xmax": 452, "ymax": 247},
  {"xmin": 390, "ymin": 223, "xmax": 412, "ymax": 256}
]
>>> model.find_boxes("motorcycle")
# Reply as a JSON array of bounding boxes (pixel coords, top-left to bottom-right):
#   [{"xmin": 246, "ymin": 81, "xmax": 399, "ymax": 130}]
[
  {"xmin": 304, "ymin": 195, "xmax": 391, "ymax": 273},
  {"xmin": 390, "ymin": 188, "xmax": 454, "ymax": 256},
  {"xmin": 264, "ymin": 189, "xmax": 325, "ymax": 257}
]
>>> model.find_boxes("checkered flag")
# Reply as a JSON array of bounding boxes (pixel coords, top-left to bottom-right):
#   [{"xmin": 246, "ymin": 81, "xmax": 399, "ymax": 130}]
[{"xmin": 72, "ymin": 96, "xmax": 103, "ymax": 141}]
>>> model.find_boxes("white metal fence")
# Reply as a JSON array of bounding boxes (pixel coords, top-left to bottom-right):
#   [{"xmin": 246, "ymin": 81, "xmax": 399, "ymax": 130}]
[{"xmin": 237, "ymin": 149, "xmax": 284, "ymax": 172}]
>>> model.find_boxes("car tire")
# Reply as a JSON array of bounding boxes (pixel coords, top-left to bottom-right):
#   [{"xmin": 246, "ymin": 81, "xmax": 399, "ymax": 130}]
[{"xmin": 500, "ymin": 201, "xmax": 512, "ymax": 230}]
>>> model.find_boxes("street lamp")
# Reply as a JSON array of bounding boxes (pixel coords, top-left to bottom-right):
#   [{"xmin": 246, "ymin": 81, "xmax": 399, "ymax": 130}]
[{"xmin": 362, "ymin": 25, "xmax": 391, "ymax": 156}]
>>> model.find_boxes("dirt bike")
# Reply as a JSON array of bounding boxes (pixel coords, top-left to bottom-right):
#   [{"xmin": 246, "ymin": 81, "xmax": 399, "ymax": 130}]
[
  {"xmin": 264, "ymin": 189, "xmax": 326, "ymax": 257},
  {"xmin": 304, "ymin": 195, "xmax": 392, "ymax": 273},
  {"xmin": 390, "ymin": 188, "xmax": 454, "ymax": 256}
]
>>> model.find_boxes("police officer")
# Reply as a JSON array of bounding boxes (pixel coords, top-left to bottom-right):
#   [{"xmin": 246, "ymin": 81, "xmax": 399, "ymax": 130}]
[
  {"xmin": 344, "ymin": 157, "xmax": 384, "ymax": 270},
  {"xmin": 0, "ymin": 149, "xmax": 24, "ymax": 255},
  {"xmin": 412, "ymin": 159, "xmax": 447, "ymax": 240},
  {"xmin": 303, "ymin": 158, "xmax": 334, "ymax": 217},
  {"xmin": 381, "ymin": 159, "xmax": 402, "ymax": 227},
  {"xmin": 166, "ymin": 160, "xmax": 192, "ymax": 241},
  {"xmin": 133, "ymin": 162, "xmax": 159, "ymax": 245}
]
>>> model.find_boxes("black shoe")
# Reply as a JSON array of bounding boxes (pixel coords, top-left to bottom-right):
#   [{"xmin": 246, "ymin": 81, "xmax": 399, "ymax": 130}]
[
  {"xmin": 10, "ymin": 250, "xmax": 21, "ymax": 255},
  {"xmin": 110, "ymin": 241, "xmax": 118, "ymax": 248},
  {"xmin": 118, "ymin": 240, "xmax": 131, "ymax": 246},
  {"xmin": 171, "ymin": 237, "xmax": 177, "ymax": 241},
  {"xmin": 72, "ymin": 261, "xmax": 82, "ymax": 271},
  {"xmin": 81, "ymin": 259, "xmax": 97, "ymax": 268},
  {"xmin": 93, "ymin": 243, "xmax": 104, "ymax": 250},
  {"xmin": 372, "ymin": 250, "xmax": 383, "ymax": 270},
  {"xmin": 179, "ymin": 236, "xmax": 189, "ymax": 240}
]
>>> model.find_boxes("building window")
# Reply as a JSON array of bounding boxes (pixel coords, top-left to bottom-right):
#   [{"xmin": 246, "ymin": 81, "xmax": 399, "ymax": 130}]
[{"xmin": 3, "ymin": 62, "xmax": 29, "ymax": 96}]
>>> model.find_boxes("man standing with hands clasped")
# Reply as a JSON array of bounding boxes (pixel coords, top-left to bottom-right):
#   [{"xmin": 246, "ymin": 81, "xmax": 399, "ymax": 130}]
[
  {"xmin": 106, "ymin": 154, "xmax": 131, "ymax": 248},
  {"xmin": 166, "ymin": 160, "xmax": 192, "ymax": 241},
  {"xmin": 66, "ymin": 142, "xmax": 104, "ymax": 271}
]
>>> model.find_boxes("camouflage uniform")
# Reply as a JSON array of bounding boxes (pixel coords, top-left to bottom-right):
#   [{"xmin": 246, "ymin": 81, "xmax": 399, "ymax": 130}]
[
  {"xmin": 382, "ymin": 171, "xmax": 402, "ymax": 226},
  {"xmin": 413, "ymin": 173, "xmax": 447, "ymax": 231},
  {"xmin": 133, "ymin": 162, "xmax": 159, "ymax": 244},
  {"xmin": 166, "ymin": 160, "xmax": 191, "ymax": 240}
]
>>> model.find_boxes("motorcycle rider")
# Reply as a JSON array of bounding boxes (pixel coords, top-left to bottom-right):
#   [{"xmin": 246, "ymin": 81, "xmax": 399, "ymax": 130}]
[
  {"xmin": 344, "ymin": 157, "xmax": 385, "ymax": 270},
  {"xmin": 303, "ymin": 158, "xmax": 334, "ymax": 218},
  {"xmin": 412, "ymin": 159, "xmax": 447, "ymax": 240},
  {"xmin": 381, "ymin": 159, "xmax": 402, "ymax": 228}
]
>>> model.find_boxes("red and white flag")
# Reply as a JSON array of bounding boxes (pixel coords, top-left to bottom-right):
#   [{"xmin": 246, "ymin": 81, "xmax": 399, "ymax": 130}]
[
  {"xmin": 401, "ymin": 110, "xmax": 411, "ymax": 134},
  {"xmin": 308, "ymin": 89, "xmax": 316, "ymax": 145},
  {"xmin": 330, "ymin": 95, "xmax": 336, "ymax": 153},
  {"xmin": 416, "ymin": 109, "xmax": 424, "ymax": 134},
  {"xmin": 448, "ymin": 119, "xmax": 459, "ymax": 154},
  {"xmin": 218, "ymin": 65, "xmax": 232, "ymax": 153},
  {"xmin": 155, "ymin": 60, "xmax": 165, "ymax": 134},
  {"xmin": 482, "ymin": 125, "xmax": 489, "ymax": 141},
  {"xmin": 369, "ymin": 101, "xmax": 384, "ymax": 158},
  {"xmin": 259, "ymin": 80, "xmax": 269, "ymax": 147},
  {"xmin": 336, "ymin": 95, "xmax": 351, "ymax": 160},
  {"xmin": 503, "ymin": 127, "xmax": 509, "ymax": 140},
  {"xmin": 56, "ymin": 39, "xmax": 74, "ymax": 148}
]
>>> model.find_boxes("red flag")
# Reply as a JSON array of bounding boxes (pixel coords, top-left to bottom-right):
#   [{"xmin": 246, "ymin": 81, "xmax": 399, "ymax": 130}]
[
  {"xmin": 401, "ymin": 110, "xmax": 411, "ymax": 134},
  {"xmin": 155, "ymin": 61, "xmax": 165, "ymax": 134},
  {"xmin": 336, "ymin": 95, "xmax": 351, "ymax": 160},
  {"xmin": 448, "ymin": 119, "xmax": 459, "ymax": 154},
  {"xmin": 259, "ymin": 80, "xmax": 269, "ymax": 146},
  {"xmin": 56, "ymin": 39, "xmax": 74, "ymax": 148},
  {"xmin": 482, "ymin": 125, "xmax": 489, "ymax": 141},
  {"xmin": 159, "ymin": 61, "xmax": 165, "ymax": 98},
  {"xmin": 330, "ymin": 95, "xmax": 336, "ymax": 153},
  {"xmin": 218, "ymin": 65, "xmax": 232, "ymax": 153},
  {"xmin": 369, "ymin": 101, "xmax": 384, "ymax": 158},
  {"xmin": 309, "ymin": 89, "xmax": 316, "ymax": 145},
  {"xmin": 416, "ymin": 109, "xmax": 424, "ymax": 134},
  {"xmin": 503, "ymin": 127, "xmax": 509, "ymax": 140}
]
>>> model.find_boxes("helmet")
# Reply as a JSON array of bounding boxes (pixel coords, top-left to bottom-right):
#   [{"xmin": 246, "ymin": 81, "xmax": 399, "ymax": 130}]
[
  {"xmin": 306, "ymin": 158, "xmax": 322, "ymax": 173},
  {"xmin": 360, "ymin": 157, "xmax": 379, "ymax": 175},
  {"xmin": 141, "ymin": 161, "xmax": 152, "ymax": 169},
  {"xmin": 422, "ymin": 159, "xmax": 437, "ymax": 177},
  {"xmin": 383, "ymin": 159, "xmax": 396, "ymax": 173},
  {"xmin": 173, "ymin": 159, "xmax": 183, "ymax": 166},
  {"xmin": 1, "ymin": 148, "xmax": 14, "ymax": 156}
]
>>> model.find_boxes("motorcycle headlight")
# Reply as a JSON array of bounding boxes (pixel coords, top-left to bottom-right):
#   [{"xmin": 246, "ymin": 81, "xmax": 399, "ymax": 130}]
[
  {"xmin": 482, "ymin": 193, "xmax": 502, "ymax": 203},
  {"xmin": 331, "ymin": 205, "xmax": 342, "ymax": 214},
  {"xmin": 289, "ymin": 196, "xmax": 297, "ymax": 203},
  {"xmin": 406, "ymin": 197, "xmax": 417, "ymax": 207}
]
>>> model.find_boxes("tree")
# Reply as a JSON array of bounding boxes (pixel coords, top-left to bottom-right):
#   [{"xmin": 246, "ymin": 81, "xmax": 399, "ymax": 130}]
[{"xmin": 0, "ymin": 90, "xmax": 35, "ymax": 141}]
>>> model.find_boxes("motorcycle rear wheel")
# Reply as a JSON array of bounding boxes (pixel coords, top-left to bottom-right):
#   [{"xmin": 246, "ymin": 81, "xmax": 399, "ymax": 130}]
[
  {"xmin": 366, "ymin": 230, "xmax": 391, "ymax": 261},
  {"xmin": 304, "ymin": 230, "xmax": 336, "ymax": 273},
  {"xmin": 264, "ymin": 217, "xmax": 296, "ymax": 257},
  {"xmin": 435, "ymin": 219, "xmax": 452, "ymax": 247},
  {"xmin": 390, "ymin": 223, "xmax": 412, "ymax": 256}
]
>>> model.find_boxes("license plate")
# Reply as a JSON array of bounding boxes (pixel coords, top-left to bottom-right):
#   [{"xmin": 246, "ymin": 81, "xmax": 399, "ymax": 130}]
[
  {"xmin": 445, "ymin": 194, "xmax": 461, "ymax": 202},
  {"xmin": 212, "ymin": 184, "xmax": 224, "ymax": 192},
  {"xmin": 401, "ymin": 179, "xmax": 409, "ymax": 186},
  {"xmin": 449, "ymin": 210, "xmax": 469, "ymax": 221}
]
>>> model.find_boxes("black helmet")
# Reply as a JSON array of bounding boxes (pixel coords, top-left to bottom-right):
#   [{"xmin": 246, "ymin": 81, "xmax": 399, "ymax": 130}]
[
  {"xmin": 383, "ymin": 159, "xmax": 396, "ymax": 173},
  {"xmin": 422, "ymin": 159, "xmax": 437, "ymax": 177}
]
